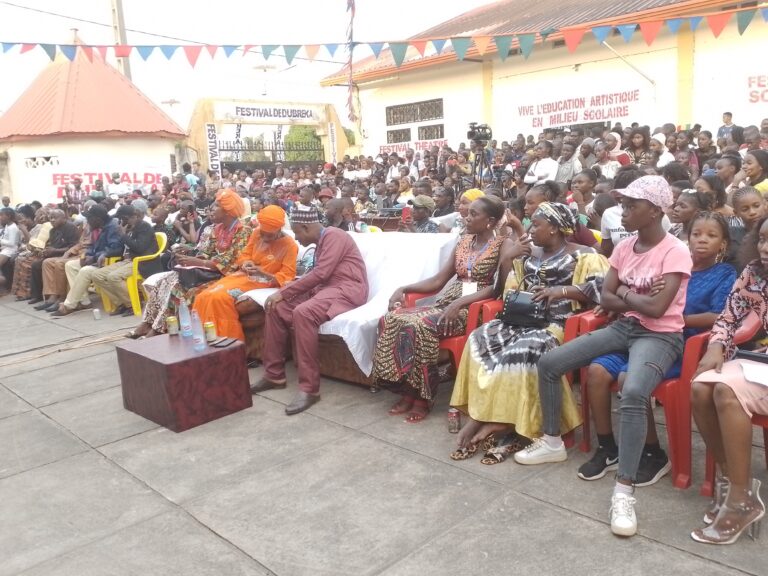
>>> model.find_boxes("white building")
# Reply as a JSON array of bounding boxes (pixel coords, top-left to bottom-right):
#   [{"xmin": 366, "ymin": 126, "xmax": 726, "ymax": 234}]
[
  {"xmin": 0, "ymin": 46, "xmax": 184, "ymax": 205},
  {"xmin": 322, "ymin": 0, "xmax": 768, "ymax": 155}
]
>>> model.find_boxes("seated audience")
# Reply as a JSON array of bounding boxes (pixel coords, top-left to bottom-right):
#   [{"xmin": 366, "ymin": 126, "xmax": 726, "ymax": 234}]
[
  {"xmin": 26, "ymin": 209, "xmax": 79, "ymax": 306},
  {"xmin": 0, "ymin": 207, "xmax": 20, "ymax": 288},
  {"xmin": 399, "ymin": 195, "xmax": 439, "ymax": 233},
  {"xmin": 431, "ymin": 187, "xmax": 456, "ymax": 218},
  {"xmin": 12, "ymin": 207, "xmax": 50, "ymax": 300}
]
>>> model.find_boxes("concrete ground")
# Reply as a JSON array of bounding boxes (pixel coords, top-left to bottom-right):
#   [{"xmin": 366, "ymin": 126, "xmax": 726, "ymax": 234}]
[{"xmin": 1, "ymin": 293, "xmax": 766, "ymax": 576}]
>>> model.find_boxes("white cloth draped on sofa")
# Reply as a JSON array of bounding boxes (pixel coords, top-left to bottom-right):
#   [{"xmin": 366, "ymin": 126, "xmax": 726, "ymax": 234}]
[{"xmin": 244, "ymin": 232, "xmax": 458, "ymax": 376}]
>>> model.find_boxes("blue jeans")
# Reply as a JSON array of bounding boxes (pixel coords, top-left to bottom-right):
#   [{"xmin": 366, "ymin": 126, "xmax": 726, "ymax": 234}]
[{"xmin": 538, "ymin": 317, "xmax": 683, "ymax": 482}]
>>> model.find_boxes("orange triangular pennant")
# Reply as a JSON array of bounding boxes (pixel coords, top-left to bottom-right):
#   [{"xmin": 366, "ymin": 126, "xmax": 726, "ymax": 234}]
[
  {"xmin": 561, "ymin": 28, "xmax": 586, "ymax": 53},
  {"xmin": 20, "ymin": 43, "xmax": 36, "ymax": 54},
  {"xmin": 706, "ymin": 12, "xmax": 732, "ymax": 38},
  {"xmin": 639, "ymin": 20, "xmax": 664, "ymax": 45},
  {"xmin": 304, "ymin": 44, "xmax": 320, "ymax": 61},
  {"xmin": 473, "ymin": 35, "xmax": 493, "ymax": 55},
  {"xmin": 410, "ymin": 40, "xmax": 428, "ymax": 57},
  {"xmin": 95, "ymin": 45, "xmax": 108, "ymax": 59},
  {"xmin": 80, "ymin": 45, "xmax": 93, "ymax": 62}
]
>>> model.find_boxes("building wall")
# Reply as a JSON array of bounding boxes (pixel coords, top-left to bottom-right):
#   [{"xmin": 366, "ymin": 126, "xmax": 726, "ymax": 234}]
[
  {"xmin": 4, "ymin": 137, "xmax": 177, "ymax": 205},
  {"xmin": 352, "ymin": 17, "xmax": 766, "ymax": 154}
]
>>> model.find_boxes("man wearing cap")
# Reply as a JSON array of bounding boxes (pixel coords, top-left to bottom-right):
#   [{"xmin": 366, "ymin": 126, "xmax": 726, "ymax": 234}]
[
  {"xmin": 399, "ymin": 195, "xmax": 439, "ymax": 233},
  {"xmin": 89, "ymin": 205, "xmax": 160, "ymax": 316},
  {"xmin": 253, "ymin": 206, "xmax": 369, "ymax": 415}
]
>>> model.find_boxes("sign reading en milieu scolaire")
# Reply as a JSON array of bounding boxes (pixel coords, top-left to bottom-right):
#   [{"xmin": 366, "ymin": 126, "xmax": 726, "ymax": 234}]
[
  {"xmin": 517, "ymin": 89, "xmax": 644, "ymax": 129},
  {"xmin": 378, "ymin": 139, "xmax": 449, "ymax": 155}
]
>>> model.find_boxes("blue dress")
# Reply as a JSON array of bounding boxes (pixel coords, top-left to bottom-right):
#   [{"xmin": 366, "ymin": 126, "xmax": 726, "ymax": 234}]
[{"xmin": 593, "ymin": 262, "xmax": 737, "ymax": 379}]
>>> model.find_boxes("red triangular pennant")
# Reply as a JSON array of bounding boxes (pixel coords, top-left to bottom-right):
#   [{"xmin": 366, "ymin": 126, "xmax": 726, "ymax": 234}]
[
  {"xmin": 410, "ymin": 40, "xmax": 428, "ymax": 57},
  {"xmin": 639, "ymin": 20, "xmax": 664, "ymax": 45},
  {"xmin": 95, "ymin": 45, "xmax": 108, "ymax": 59},
  {"xmin": 473, "ymin": 35, "xmax": 493, "ymax": 55},
  {"xmin": 304, "ymin": 44, "xmax": 320, "ymax": 60},
  {"xmin": 114, "ymin": 45, "xmax": 132, "ymax": 58},
  {"xmin": 706, "ymin": 11, "xmax": 732, "ymax": 38},
  {"xmin": 20, "ymin": 43, "xmax": 36, "ymax": 54},
  {"xmin": 80, "ymin": 45, "xmax": 93, "ymax": 62},
  {"xmin": 183, "ymin": 45, "xmax": 203, "ymax": 67},
  {"xmin": 205, "ymin": 45, "xmax": 217, "ymax": 58},
  {"xmin": 242, "ymin": 44, "xmax": 254, "ymax": 56},
  {"xmin": 561, "ymin": 28, "xmax": 586, "ymax": 53}
]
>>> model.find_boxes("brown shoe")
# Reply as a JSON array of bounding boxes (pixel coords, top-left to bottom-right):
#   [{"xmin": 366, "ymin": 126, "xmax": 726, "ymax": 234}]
[
  {"xmin": 249, "ymin": 378, "xmax": 287, "ymax": 394},
  {"xmin": 285, "ymin": 391, "xmax": 320, "ymax": 415}
]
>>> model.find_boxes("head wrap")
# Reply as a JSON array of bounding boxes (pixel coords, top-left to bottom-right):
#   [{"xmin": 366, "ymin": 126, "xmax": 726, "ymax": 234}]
[
  {"xmin": 290, "ymin": 205, "xmax": 321, "ymax": 224},
  {"xmin": 608, "ymin": 131, "xmax": 624, "ymax": 158},
  {"xmin": 215, "ymin": 188, "xmax": 245, "ymax": 218},
  {"xmin": 532, "ymin": 202, "xmax": 575, "ymax": 235},
  {"xmin": 462, "ymin": 189, "xmax": 485, "ymax": 202},
  {"xmin": 257, "ymin": 205, "xmax": 286, "ymax": 233},
  {"xmin": 581, "ymin": 137, "xmax": 595, "ymax": 148},
  {"xmin": 651, "ymin": 133, "xmax": 667, "ymax": 149}
]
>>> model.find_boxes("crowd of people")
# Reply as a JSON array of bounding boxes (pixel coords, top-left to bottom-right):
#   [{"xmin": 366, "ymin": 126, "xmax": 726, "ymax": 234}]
[{"xmin": 2, "ymin": 111, "xmax": 768, "ymax": 544}]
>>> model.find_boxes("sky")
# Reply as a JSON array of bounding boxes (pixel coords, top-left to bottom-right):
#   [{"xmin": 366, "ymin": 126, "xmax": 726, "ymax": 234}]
[{"xmin": 0, "ymin": 0, "xmax": 499, "ymax": 131}]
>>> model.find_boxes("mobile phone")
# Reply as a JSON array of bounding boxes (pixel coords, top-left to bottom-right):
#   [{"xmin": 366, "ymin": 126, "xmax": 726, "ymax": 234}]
[{"xmin": 401, "ymin": 206, "xmax": 412, "ymax": 222}]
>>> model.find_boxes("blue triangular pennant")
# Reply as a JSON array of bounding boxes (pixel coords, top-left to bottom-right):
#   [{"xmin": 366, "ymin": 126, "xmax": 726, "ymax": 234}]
[
  {"xmin": 324, "ymin": 43, "xmax": 338, "ymax": 57},
  {"xmin": 493, "ymin": 36, "xmax": 512, "ymax": 61},
  {"xmin": 2, "ymin": 42, "xmax": 17, "ymax": 53},
  {"xmin": 689, "ymin": 16, "xmax": 703, "ymax": 31},
  {"xmin": 666, "ymin": 18, "xmax": 683, "ymax": 33},
  {"xmin": 222, "ymin": 45, "xmax": 238, "ymax": 57},
  {"xmin": 517, "ymin": 33, "xmax": 535, "ymax": 59},
  {"xmin": 283, "ymin": 45, "xmax": 300, "ymax": 64},
  {"xmin": 736, "ymin": 9, "xmax": 756, "ymax": 34},
  {"xmin": 450, "ymin": 37, "xmax": 471, "ymax": 60},
  {"xmin": 762, "ymin": 7, "xmax": 768, "ymax": 22},
  {"xmin": 592, "ymin": 25, "xmax": 612, "ymax": 44},
  {"xmin": 431, "ymin": 38, "xmax": 446, "ymax": 54},
  {"xmin": 59, "ymin": 44, "xmax": 77, "ymax": 61},
  {"xmin": 616, "ymin": 23, "xmax": 636, "ymax": 42},
  {"xmin": 160, "ymin": 45, "xmax": 178, "ymax": 59},
  {"xmin": 389, "ymin": 42, "xmax": 408, "ymax": 67},
  {"xmin": 136, "ymin": 46, "xmax": 155, "ymax": 61},
  {"xmin": 40, "ymin": 43, "xmax": 56, "ymax": 60},
  {"xmin": 368, "ymin": 42, "xmax": 384, "ymax": 58},
  {"xmin": 261, "ymin": 45, "xmax": 278, "ymax": 60},
  {"xmin": 540, "ymin": 27, "xmax": 557, "ymax": 40}
]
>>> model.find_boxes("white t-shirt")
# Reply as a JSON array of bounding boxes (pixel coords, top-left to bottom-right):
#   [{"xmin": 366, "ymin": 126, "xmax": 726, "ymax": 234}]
[
  {"xmin": 523, "ymin": 158, "xmax": 559, "ymax": 184},
  {"xmin": 601, "ymin": 205, "xmax": 672, "ymax": 246},
  {"xmin": 406, "ymin": 159, "xmax": 425, "ymax": 180},
  {"xmin": 386, "ymin": 165, "xmax": 400, "ymax": 183}
]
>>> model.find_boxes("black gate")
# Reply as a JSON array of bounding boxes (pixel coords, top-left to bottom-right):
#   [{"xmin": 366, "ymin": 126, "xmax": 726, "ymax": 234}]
[{"xmin": 217, "ymin": 140, "xmax": 324, "ymax": 165}]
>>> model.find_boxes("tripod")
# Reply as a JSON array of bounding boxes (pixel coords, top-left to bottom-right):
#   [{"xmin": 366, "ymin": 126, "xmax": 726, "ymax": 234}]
[{"xmin": 469, "ymin": 140, "xmax": 494, "ymax": 190}]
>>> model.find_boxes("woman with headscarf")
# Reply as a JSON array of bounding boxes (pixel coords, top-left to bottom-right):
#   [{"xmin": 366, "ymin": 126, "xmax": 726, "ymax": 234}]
[
  {"xmin": 440, "ymin": 188, "xmax": 485, "ymax": 234},
  {"xmin": 649, "ymin": 134, "xmax": 676, "ymax": 168},
  {"xmin": 605, "ymin": 132, "xmax": 631, "ymax": 167},
  {"xmin": 193, "ymin": 205, "xmax": 297, "ymax": 341},
  {"xmin": 127, "ymin": 189, "xmax": 251, "ymax": 338},
  {"xmin": 449, "ymin": 202, "xmax": 608, "ymax": 464}
]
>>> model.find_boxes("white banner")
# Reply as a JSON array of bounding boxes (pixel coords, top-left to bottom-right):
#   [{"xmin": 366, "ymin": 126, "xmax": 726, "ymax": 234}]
[
  {"xmin": 328, "ymin": 122, "xmax": 337, "ymax": 164},
  {"xmin": 214, "ymin": 101, "xmax": 325, "ymax": 125},
  {"xmin": 205, "ymin": 123, "xmax": 221, "ymax": 177}
]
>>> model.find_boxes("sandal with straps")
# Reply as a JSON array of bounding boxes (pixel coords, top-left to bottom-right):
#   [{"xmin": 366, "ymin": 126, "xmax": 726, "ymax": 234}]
[
  {"xmin": 388, "ymin": 396, "xmax": 415, "ymax": 416},
  {"xmin": 450, "ymin": 443, "xmax": 479, "ymax": 461},
  {"xmin": 480, "ymin": 434, "xmax": 531, "ymax": 465},
  {"xmin": 404, "ymin": 399, "xmax": 432, "ymax": 424}
]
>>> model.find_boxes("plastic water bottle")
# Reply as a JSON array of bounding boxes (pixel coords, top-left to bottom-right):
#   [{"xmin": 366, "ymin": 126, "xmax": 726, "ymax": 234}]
[
  {"xmin": 178, "ymin": 301, "xmax": 193, "ymax": 338},
  {"xmin": 191, "ymin": 310, "xmax": 207, "ymax": 352}
]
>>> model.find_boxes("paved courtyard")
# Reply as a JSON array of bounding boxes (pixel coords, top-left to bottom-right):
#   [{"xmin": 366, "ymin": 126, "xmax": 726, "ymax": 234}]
[{"xmin": 0, "ymin": 293, "xmax": 765, "ymax": 576}]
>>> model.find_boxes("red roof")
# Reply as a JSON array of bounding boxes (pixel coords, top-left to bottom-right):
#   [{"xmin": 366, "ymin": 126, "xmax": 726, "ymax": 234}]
[{"xmin": 0, "ymin": 47, "xmax": 185, "ymax": 142}]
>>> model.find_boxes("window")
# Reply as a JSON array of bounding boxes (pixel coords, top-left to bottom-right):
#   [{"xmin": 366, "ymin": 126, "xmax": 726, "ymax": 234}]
[
  {"xmin": 387, "ymin": 128, "xmax": 411, "ymax": 143},
  {"xmin": 385, "ymin": 99, "xmax": 444, "ymax": 126},
  {"xmin": 23, "ymin": 156, "xmax": 59, "ymax": 168},
  {"xmin": 417, "ymin": 124, "xmax": 444, "ymax": 140}
]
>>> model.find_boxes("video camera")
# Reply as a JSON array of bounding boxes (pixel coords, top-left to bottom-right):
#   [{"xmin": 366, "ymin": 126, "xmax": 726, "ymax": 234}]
[{"xmin": 467, "ymin": 122, "xmax": 492, "ymax": 143}]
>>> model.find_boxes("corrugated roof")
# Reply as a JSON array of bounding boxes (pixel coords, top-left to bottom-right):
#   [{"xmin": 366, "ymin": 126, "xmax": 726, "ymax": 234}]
[
  {"xmin": 322, "ymin": 0, "xmax": 728, "ymax": 86},
  {"xmin": 0, "ymin": 46, "xmax": 185, "ymax": 142}
]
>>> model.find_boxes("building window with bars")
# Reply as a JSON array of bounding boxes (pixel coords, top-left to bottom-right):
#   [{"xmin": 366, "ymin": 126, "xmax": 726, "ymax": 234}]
[
  {"xmin": 387, "ymin": 128, "xmax": 412, "ymax": 143},
  {"xmin": 385, "ymin": 99, "xmax": 444, "ymax": 126},
  {"xmin": 417, "ymin": 124, "xmax": 444, "ymax": 140}
]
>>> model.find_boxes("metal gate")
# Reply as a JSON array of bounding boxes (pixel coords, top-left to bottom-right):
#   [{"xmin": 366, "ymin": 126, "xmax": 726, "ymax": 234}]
[{"xmin": 217, "ymin": 139, "xmax": 324, "ymax": 165}]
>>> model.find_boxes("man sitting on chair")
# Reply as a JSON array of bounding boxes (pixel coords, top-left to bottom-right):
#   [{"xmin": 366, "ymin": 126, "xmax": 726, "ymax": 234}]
[{"xmin": 252, "ymin": 205, "xmax": 369, "ymax": 415}]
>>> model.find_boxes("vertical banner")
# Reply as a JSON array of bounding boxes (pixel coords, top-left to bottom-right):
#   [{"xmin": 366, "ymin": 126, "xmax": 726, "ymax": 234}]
[
  {"xmin": 328, "ymin": 121, "xmax": 337, "ymax": 164},
  {"xmin": 233, "ymin": 123, "xmax": 243, "ymax": 162},
  {"xmin": 205, "ymin": 123, "xmax": 221, "ymax": 177},
  {"xmin": 275, "ymin": 124, "xmax": 285, "ymax": 162}
]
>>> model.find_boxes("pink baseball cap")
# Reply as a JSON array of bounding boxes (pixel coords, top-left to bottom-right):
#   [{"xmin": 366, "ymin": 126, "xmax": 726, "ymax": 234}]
[{"xmin": 615, "ymin": 175, "xmax": 673, "ymax": 209}]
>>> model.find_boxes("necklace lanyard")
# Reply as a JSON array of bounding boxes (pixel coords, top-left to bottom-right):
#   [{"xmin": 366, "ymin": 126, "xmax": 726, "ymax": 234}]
[{"xmin": 466, "ymin": 237, "xmax": 490, "ymax": 282}]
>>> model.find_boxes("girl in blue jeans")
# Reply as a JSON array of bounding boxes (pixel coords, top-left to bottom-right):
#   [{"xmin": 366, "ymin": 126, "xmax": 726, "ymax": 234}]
[{"xmin": 514, "ymin": 175, "xmax": 693, "ymax": 537}]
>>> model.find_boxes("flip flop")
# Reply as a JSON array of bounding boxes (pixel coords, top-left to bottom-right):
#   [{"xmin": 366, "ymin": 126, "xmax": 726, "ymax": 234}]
[
  {"xmin": 388, "ymin": 396, "xmax": 415, "ymax": 416},
  {"xmin": 450, "ymin": 443, "xmax": 478, "ymax": 461}
]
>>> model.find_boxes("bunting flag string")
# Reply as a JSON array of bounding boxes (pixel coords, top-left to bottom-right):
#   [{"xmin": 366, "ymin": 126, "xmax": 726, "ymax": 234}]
[{"xmin": 0, "ymin": 4, "xmax": 763, "ymax": 69}]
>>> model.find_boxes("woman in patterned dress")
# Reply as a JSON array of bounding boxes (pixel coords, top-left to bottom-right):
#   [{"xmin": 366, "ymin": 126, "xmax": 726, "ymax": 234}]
[
  {"xmin": 450, "ymin": 203, "xmax": 608, "ymax": 463},
  {"xmin": 372, "ymin": 196, "xmax": 513, "ymax": 423}
]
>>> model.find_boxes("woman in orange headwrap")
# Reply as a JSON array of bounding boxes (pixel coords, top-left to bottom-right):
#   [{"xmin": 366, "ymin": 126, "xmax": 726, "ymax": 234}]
[{"xmin": 193, "ymin": 205, "xmax": 297, "ymax": 340}]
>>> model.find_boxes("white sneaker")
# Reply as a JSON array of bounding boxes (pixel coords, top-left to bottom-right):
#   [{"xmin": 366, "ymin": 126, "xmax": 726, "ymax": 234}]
[
  {"xmin": 610, "ymin": 493, "xmax": 637, "ymax": 537},
  {"xmin": 513, "ymin": 437, "xmax": 567, "ymax": 465}
]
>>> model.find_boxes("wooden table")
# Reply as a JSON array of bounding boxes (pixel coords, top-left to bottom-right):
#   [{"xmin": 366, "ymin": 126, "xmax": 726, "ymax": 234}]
[
  {"xmin": 361, "ymin": 216, "xmax": 401, "ymax": 231},
  {"xmin": 115, "ymin": 335, "xmax": 252, "ymax": 432}
]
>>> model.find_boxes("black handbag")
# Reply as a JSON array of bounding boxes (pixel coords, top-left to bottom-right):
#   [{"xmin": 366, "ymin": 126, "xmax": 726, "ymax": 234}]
[
  {"xmin": 174, "ymin": 265, "xmax": 222, "ymax": 290},
  {"xmin": 500, "ymin": 274, "xmax": 549, "ymax": 328}
]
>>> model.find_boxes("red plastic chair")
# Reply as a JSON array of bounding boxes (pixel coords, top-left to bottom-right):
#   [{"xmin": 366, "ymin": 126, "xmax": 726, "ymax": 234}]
[
  {"xmin": 402, "ymin": 291, "xmax": 491, "ymax": 370},
  {"xmin": 699, "ymin": 313, "xmax": 764, "ymax": 496}
]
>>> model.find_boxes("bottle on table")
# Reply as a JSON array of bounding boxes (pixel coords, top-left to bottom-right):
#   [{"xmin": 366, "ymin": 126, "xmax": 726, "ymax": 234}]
[
  {"xmin": 191, "ymin": 310, "xmax": 207, "ymax": 352},
  {"xmin": 179, "ymin": 301, "xmax": 192, "ymax": 338}
]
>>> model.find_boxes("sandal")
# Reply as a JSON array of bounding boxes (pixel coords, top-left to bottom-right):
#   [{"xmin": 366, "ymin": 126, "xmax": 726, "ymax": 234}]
[
  {"xmin": 480, "ymin": 434, "xmax": 531, "ymax": 465},
  {"xmin": 388, "ymin": 396, "xmax": 415, "ymax": 416},
  {"xmin": 450, "ymin": 443, "xmax": 478, "ymax": 461},
  {"xmin": 480, "ymin": 433, "xmax": 498, "ymax": 452},
  {"xmin": 404, "ymin": 399, "xmax": 431, "ymax": 424}
]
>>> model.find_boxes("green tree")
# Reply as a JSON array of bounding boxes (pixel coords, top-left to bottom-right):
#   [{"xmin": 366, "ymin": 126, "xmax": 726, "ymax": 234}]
[
  {"xmin": 283, "ymin": 125, "xmax": 323, "ymax": 162},
  {"xmin": 343, "ymin": 127, "xmax": 356, "ymax": 146}
]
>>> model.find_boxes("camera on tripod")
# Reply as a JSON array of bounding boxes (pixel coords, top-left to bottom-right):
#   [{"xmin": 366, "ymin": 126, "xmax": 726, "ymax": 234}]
[{"xmin": 467, "ymin": 122, "xmax": 492, "ymax": 143}]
